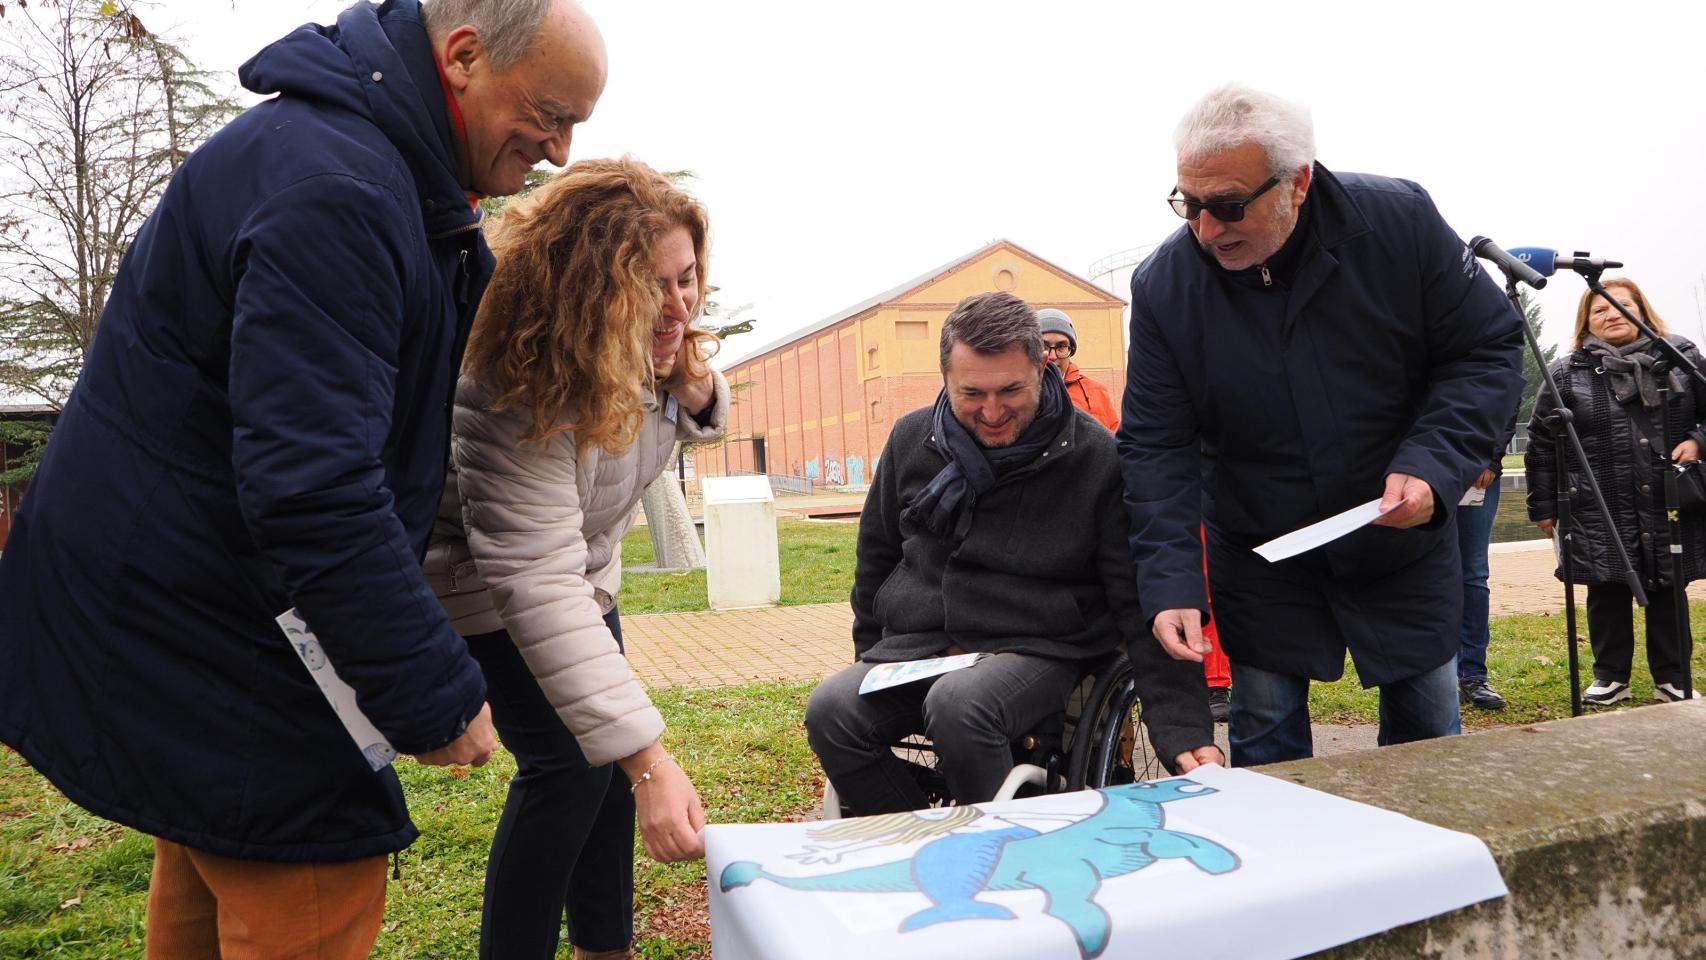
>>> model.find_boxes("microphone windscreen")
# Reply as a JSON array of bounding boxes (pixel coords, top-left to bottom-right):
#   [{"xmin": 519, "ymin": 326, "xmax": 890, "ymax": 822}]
[{"xmin": 1507, "ymin": 247, "xmax": 1558, "ymax": 277}]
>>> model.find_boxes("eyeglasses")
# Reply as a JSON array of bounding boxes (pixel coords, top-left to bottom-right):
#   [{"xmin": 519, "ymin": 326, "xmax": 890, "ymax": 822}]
[
  {"xmin": 1167, "ymin": 175, "xmax": 1280, "ymax": 223},
  {"xmin": 1042, "ymin": 341, "xmax": 1074, "ymax": 357}
]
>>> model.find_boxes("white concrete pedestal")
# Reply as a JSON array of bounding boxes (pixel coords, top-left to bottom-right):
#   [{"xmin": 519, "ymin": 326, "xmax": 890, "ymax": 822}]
[{"xmin": 703, "ymin": 475, "xmax": 780, "ymax": 610}]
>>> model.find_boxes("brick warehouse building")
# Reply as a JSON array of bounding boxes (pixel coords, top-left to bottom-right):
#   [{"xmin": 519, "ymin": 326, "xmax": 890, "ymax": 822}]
[{"xmin": 692, "ymin": 240, "xmax": 1125, "ymax": 488}]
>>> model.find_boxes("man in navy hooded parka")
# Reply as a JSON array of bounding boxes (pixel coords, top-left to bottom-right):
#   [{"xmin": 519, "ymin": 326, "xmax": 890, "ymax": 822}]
[
  {"xmin": 0, "ymin": 0, "xmax": 605, "ymax": 953},
  {"xmin": 1118, "ymin": 84, "xmax": 1524, "ymax": 768}
]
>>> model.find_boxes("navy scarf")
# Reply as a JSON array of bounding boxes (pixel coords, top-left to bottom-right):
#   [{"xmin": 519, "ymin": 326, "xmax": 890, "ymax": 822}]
[{"xmin": 902, "ymin": 363, "xmax": 1072, "ymax": 542}]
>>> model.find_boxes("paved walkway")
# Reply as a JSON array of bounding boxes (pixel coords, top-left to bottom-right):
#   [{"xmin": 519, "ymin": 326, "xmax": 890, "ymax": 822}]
[
  {"xmin": 623, "ymin": 541, "xmax": 1706, "ymax": 691},
  {"xmin": 624, "ymin": 603, "xmax": 850, "ymax": 689}
]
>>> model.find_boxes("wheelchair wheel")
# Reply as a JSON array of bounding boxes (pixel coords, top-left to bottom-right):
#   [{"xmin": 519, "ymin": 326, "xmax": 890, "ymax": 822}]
[
  {"xmin": 821, "ymin": 736, "xmax": 955, "ymax": 819},
  {"xmin": 1066, "ymin": 655, "xmax": 1163, "ymax": 789},
  {"xmin": 890, "ymin": 737, "xmax": 954, "ymax": 806}
]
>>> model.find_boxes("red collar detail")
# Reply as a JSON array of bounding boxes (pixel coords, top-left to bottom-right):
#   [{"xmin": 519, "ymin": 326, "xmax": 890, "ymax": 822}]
[{"xmin": 433, "ymin": 58, "xmax": 482, "ymax": 210}]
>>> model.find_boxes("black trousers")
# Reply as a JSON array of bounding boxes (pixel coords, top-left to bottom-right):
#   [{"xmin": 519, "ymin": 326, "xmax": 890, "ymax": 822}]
[
  {"xmin": 465, "ymin": 608, "xmax": 634, "ymax": 958},
  {"xmin": 805, "ymin": 653, "xmax": 1081, "ymax": 815},
  {"xmin": 1585, "ymin": 582, "xmax": 1688, "ymax": 687}
]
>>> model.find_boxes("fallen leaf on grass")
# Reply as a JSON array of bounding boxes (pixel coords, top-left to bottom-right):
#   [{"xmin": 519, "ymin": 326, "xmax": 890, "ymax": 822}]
[
  {"xmin": 1533, "ymin": 655, "xmax": 1554, "ymax": 666},
  {"xmin": 637, "ymin": 879, "xmax": 709, "ymax": 954},
  {"xmin": 51, "ymin": 837, "xmax": 93, "ymax": 852},
  {"xmin": 383, "ymin": 921, "xmax": 402, "ymax": 933},
  {"xmin": 449, "ymin": 767, "xmax": 470, "ymax": 780},
  {"xmin": 60, "ymin": 892, "xmax": 82, "ymax": 910}
]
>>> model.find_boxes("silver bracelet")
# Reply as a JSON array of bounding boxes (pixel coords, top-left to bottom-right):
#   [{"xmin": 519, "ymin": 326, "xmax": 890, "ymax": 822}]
[{"xmin": 629, "ymin": 754, "xmax": 673, "ymax": 792}]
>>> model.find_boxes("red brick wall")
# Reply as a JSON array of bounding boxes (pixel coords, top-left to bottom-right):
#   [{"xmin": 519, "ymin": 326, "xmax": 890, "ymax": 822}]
[
  {"xmin": 725, "ymin": 364, "xmax": 758, "ymax": 473},
  {"xmin": 761, "ymin": 356, "xmax": 784, "ymax": 473},
  {"xmin": 841, "ymin": 328, "xmax": 870, "ymax": 476},
  {"xmin": 817, "ymin": 335, "xmax": 844, "ymax": 482},
  {"xmin": 799, "ymin": 341, "xmax": 823, "ymax": 480},
  {"xmin": 696, "ymin": 350, "xmax": 1126, "ymax": 485},
  {"xmin": 778, "ymin": 348, "xmax": 802, "ymax": 477},
  {"xmin": 698, "ymin": 318, "xmax": 1016, "ymax": 487}
]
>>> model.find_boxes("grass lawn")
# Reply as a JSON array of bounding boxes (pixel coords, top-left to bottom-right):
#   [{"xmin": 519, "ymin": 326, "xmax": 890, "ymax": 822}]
[
  {"xmin": 1311, "ymin": 604, "xmax": 1706, "ymax": 728},
  {"xmin": 5, "ymin": 600, "xmax": 1703, "ymax": 957},
  {"xmin": 1502, "ymin": 453, "xmax": 1524, "ymax": 472},
  {"xmin": 1, "ymin": 683, "xmax": 818, "ymax": 960},
  {"xmin": 618, "ymin": 519, "xmax": 857, "ymax": 614}
]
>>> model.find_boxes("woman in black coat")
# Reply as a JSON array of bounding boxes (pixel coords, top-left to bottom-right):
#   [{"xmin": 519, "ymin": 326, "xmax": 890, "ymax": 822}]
[{"xmin": 1526, "ymin": 277, "xmax": 1706, "ymax": 706}]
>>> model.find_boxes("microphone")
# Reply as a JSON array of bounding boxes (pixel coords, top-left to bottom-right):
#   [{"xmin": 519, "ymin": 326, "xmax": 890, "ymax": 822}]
[
  {"xmin": 1469, "ymin": 236, "xmax": 1546, "ymax": 289},
  {"xmin": 1507, "ymin": 247, "xmax": 1624, "ymax": 277}
]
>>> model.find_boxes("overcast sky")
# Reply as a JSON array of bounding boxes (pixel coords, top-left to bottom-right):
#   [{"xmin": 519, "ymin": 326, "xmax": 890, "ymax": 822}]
[{"xmin": 160, "ymin": 0, "xmax": 1706, "ymax": 364}]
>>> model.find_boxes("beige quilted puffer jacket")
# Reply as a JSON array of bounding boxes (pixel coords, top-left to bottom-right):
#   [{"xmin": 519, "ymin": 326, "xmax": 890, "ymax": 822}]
[{"xmin": 423, "ymin": 371, "xmax": 728, "ymax": 766}]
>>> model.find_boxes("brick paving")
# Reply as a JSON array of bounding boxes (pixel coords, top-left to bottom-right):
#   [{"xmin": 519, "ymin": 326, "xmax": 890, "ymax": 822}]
[
  {"xmin": 623, "ymin": 542, "xmax": 1706, "ymax": 691},
  {"xmin": 1487, "ymin": 543, "xmax": 1706, "ymax": 615},
  {"xmin": 624, "ymin": 602, "xmax": 852, "ymax": 690}
]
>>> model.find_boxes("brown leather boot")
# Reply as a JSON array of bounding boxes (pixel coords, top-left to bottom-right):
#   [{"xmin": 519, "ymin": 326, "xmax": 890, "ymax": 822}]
[{"xmin": 571, "ymin": 949, "xmax": 633, "ymax": 960}]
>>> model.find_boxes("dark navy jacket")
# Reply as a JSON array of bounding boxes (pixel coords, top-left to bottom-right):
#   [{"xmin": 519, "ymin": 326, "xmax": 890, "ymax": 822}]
[
  {"xmin": 0, "ymin": 0, "xmax": 493, "ymax": 861},
  {"xmin": 1118, "ymin": 165, "xmax": 1524, "ymax": 685}
]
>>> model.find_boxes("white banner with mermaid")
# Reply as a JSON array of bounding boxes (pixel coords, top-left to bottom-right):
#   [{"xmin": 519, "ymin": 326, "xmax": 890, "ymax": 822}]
[{"xmin": 706, "ymin": 764, "xmax": 1505, "ymax": 959}]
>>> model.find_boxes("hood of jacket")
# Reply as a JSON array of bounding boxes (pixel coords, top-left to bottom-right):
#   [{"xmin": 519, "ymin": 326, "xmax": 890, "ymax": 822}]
[{"xmin": 240, "ymin": 0, "xmax": 477, "ymax": 237}]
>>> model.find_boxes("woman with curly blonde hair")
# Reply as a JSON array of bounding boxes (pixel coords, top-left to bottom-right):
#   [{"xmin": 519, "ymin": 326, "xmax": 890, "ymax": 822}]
[{"xmin": 426, "ymin": 156, "xmax": 726, "ymax": 960}]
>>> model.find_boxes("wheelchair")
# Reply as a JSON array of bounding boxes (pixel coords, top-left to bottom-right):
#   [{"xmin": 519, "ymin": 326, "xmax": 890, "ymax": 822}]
[{"xmin": 820, "ymin": 651, "xmax": 1166, "ymax": 819}]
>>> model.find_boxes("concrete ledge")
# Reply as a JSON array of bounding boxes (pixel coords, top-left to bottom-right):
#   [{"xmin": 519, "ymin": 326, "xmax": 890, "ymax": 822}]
[{"xmin": 1268, "ymin": 701, "xmax": 1706, "ymax": 958}]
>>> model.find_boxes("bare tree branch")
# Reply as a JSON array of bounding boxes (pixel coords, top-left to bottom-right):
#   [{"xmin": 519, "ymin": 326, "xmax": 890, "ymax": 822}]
[{"xmin": 0, "ymin": 0, "xmax": 239, "ymax": 414}]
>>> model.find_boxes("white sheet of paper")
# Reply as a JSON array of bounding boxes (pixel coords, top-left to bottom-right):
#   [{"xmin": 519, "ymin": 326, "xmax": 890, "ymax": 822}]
[
  {"xmin": 1253, "ymin": 498, "xmax": 1384, "ymax": 563},
  {"xmin": 859, "ymin": 653, "xmax": 983, "ymax": 695},
  {"xmin": 1460, "ymin": 486, "xmax": 1486, "ymax": 507},
  {"xmin": 706, "ymin": 765, "xmax": 1507, "ymax": 960},
  {"xmin": 276, "ymin": 608, "xmax": 398, "ymax": 771}
]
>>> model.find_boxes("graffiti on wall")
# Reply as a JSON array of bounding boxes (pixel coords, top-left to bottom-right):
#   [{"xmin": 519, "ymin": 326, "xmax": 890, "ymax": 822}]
[
  {"xmin": 824, "ymin": 458, "xmax": 844, "ymax": 486},
  {"xmin": 846, "ymin": 456, "xmax": 865, "ymax": 486},
  {"xmin": 805, "ymin": 459, "xmax": 820, "ymax": 481}
]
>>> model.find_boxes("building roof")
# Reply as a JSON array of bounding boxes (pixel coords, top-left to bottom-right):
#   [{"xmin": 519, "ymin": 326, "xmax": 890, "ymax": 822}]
[
  {"xmin": 721, "ymin": 238, "xmax": 1121, "ymax": 370},
  {"xmin": 0, "ymin": 383, "xmax": 55, "ymax": 415}
]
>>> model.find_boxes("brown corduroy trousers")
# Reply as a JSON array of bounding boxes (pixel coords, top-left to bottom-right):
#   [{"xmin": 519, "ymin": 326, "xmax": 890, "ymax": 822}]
[{"xmin": 144, "ymin": 837, "xmax": 388, "ymax": 960}]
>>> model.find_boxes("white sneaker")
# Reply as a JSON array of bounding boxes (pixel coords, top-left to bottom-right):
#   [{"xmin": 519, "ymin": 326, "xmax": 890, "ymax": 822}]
[
  {"xmin": 1582, "ymin": 679, "xmax": 1631, "ymax": 707},
  {"xmin": 1653, "ymin": 682, "xmax": 1703, "ymax": 703}
]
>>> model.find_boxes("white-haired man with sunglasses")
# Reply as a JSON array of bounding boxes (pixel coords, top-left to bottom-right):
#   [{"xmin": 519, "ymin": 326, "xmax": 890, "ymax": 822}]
[{"xmin": 1117, "ymin": 84, "xmax": 1525, "ymax": 767}]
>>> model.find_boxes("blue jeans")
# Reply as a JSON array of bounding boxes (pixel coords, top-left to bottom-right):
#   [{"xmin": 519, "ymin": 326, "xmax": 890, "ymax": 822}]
[
  {"xmin": 1228, "ymin": 657, "xmax": 1462, "ymax": 767},
  {"xmin": 464, "ymin": 608, "xmax": 634, "ymax": 958},
  {"xmin": 1456, "ymin": 479, "xmax": 1500, "ymax": 682},
  {"xmin": 805, "ymin": 652, "xmax": 1082, "ymax": 814}
]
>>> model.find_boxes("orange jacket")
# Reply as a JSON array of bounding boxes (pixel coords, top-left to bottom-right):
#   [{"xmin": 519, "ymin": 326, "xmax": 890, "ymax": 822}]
[{"xmin": 1059, "ymin": 360, "xmax": 1120, "ymax": 432}]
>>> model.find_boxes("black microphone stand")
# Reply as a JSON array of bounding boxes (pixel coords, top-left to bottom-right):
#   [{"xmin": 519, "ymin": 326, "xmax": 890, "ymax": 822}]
[
  {"xmin": 1495, "ymin": 269, "xmax": 1646, "ymax": 716},
  {"xmin": 1652, "ymin": 375, "xmax": 1694, "ymax": 704},
  {"xmin": 1569, "ymin": 266, "xmax": 1697, "ymax": 703}
]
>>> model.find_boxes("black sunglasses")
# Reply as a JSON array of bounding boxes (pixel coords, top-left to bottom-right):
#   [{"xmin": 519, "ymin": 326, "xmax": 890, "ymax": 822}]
[{"xmin": 1167, "ymin": 175, "xmax": 1280, "ymax": 223}]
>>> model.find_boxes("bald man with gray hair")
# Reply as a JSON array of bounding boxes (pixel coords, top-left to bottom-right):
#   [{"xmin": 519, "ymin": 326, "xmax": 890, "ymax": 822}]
[
  {"xmin": 0, "ymin": 0, "xmax": 608, "ymax": 955},
  {"xmin": 424, "ymin": 0, "xmax": 606, "ymax": 197},
  {"xmin": 1117, "ymin": 83, "xmax": 1524, "ymax": 767}
]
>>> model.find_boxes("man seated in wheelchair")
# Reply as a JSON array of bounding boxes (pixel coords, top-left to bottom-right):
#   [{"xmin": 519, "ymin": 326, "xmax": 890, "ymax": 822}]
[{"xmin": 805, "ymin": 292, "xmax": 1222, "ymax": 815}]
